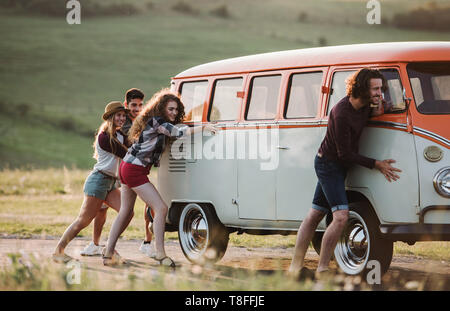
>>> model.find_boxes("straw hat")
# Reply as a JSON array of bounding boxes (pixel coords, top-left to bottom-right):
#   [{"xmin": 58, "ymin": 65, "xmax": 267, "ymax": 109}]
[{"xmin": 102, "ymin": 101, "xmax": 130, "ymax": 120}]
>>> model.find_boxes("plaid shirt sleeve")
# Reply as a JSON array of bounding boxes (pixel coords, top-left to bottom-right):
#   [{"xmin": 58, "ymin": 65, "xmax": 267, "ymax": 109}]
[{"xmin": 156, "ymin": 120, "xmax": 188, "ymax": 138}]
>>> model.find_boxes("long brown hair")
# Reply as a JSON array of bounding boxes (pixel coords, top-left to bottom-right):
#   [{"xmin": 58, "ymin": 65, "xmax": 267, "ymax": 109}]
[
  {"xmin": 128, "ymin": 88, "xmax": 185, "ymax": 143},
  {"xmin": 346, "ymin": 68, "xmax": 387, "ymax": 102},
  {"xmin": 93, "ymin": 113, "xmax": 127, "ymax": 159}
]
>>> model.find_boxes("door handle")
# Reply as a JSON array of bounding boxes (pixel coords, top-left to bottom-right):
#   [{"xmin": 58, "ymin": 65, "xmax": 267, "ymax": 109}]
[{"xmin": 276, "ymin": 146, "xmax": 290, "ymax": 150}]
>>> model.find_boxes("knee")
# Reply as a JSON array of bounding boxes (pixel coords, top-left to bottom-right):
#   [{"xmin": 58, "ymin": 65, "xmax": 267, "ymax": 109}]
[
  {"xmin": 97, "ymin": 209, "xmax": 107, "ymax": 220},
  {"xmin": 306, "ymin": 210, "xmax": 324, "ymax": 226},
  {"xmin": 122, "ymin": 208, "xmax": 134, "ymax": 220},
  {"xmin": 155, "ymin": 204, "xmax": 168, "ymax": 217},
  {"xmin": 75, "ymin": 217, "xmax": 91, "ymax": 230},
  {"xmin": 332, "ymin": 211, "xmax": 349, "ymax": 226}
]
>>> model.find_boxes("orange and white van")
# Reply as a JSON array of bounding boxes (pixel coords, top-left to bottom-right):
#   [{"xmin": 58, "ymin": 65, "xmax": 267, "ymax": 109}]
[{"xmin": 158, "ymin": 42, "xmax": 450, "ymax": 275}]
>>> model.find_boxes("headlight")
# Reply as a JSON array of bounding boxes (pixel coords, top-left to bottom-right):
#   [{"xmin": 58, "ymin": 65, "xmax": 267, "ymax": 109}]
[{"xmin": 433, "ymin": 167, "xmax": 450, "ymax": 198}]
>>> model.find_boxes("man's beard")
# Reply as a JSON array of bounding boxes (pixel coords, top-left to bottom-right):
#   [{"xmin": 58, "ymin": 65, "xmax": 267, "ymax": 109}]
[{"xmin": 363, "ymin": 94, "xmax": 381, "ymax": 108}]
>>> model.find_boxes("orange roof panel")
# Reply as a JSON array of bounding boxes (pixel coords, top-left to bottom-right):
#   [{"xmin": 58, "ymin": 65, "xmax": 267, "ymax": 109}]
[{"xmin": 174, "ymin": 42, "xmax": 450, "ymax": 79}]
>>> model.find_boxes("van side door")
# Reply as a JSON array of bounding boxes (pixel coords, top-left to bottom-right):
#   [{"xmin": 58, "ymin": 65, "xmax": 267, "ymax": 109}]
[
  {"xmin": 236, "ymin": 73, "xmax": 282, "ymax": 220},
  {"xmin": 406, "ymin": 62, "xmax": 450, "ymax": 224},
  {"xmin": 275, "ymin": 68, "xmax": 327, "ymax": 223}
]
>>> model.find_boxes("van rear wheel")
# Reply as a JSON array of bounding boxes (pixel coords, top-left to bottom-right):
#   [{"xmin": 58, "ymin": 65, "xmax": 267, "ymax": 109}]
[
  {"xmin": 334, "ymin": 203, "xmax": 393, "ymax": 277},
  {"xmin": 178, "ymin": 203, "xmax": 229, "ymax": 265}
]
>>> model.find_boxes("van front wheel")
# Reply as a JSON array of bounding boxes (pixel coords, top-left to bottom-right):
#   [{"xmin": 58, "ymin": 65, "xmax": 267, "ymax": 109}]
[
  {"xmin": 178, "ymin": 203, "xmax": 229, "ymax": 265},
  {"xmin": 334, "ymin": 204, "xmax": 393, "ymax": 277}
]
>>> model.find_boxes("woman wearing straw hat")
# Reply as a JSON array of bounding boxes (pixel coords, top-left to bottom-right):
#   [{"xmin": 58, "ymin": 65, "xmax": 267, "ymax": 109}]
[
  {"xmin": 102, "ymin": 88, "xmax": 217, "ymax": 267},
  {"xmin": 52, "ymin": 101, "xmax": 130, "ymax": 263}
]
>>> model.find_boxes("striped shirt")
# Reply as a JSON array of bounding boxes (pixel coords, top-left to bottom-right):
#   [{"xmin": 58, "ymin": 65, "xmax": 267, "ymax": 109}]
[
  {"xmin": 93, "ymin": 130, "xmax": 128, "ymax": 178},
  {"xmin": 123, "ymin": 116, "xmax": 188, "ymax": 167}
]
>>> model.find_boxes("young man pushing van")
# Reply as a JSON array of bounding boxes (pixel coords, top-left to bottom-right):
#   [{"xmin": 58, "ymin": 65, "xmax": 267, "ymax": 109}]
[{"xmin": 288, "ymin": 68, "xmax": 402, "ymax": 278}]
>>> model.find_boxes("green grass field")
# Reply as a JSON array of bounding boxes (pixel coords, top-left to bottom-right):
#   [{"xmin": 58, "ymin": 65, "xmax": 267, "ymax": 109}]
[
  {"xmin": 0, "ymin": 168, "xmax": 449, "ymax": 261},
  {"xmin": 0, "ymin": 0, "xmax": 449, "ymax": 168},
  {"xmin": 0, "ymin": 168, "xmax": 448, "ymax": 291}
]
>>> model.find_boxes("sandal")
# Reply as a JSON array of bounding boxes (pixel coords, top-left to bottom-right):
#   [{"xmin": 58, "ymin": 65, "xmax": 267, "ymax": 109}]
[
  {"xmin": 155, "ymin": 256, "xmax": 176, "ymax": 268},
  {"xmin": 52, "ymin": 253, "xmax": 75, "ymax": 264},
  {"xmin": 102, "ymin": 250, "xmax": 126, "ymax": 266}
]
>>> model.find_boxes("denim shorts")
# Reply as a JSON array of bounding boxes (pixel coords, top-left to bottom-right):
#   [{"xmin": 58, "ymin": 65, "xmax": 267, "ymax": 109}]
[
  {"xmin": 312, "ymin": 154, "xmax": 349, "ymax": 214},
  {"xmin": 83, "ymin": 170, "xmax": 118, "ymax": 201}
]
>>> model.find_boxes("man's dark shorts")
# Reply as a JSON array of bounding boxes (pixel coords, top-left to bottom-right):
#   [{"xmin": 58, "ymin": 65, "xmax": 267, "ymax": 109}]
[{"xmin": 312, "ymin": 154, "xmax": 349, "ymax": 214}]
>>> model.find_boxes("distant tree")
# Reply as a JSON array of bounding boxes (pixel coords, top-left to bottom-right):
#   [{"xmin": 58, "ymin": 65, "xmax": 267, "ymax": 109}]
[
  {"xmin": 298, "ymin": 11, "xmax": 308, "ymax": 23},
  {"xmin": 210, "ymin": 4, "xmax": 230, "ymax": 19},
  {"xmin": 318, "ymin": 36, "xmax": 328, "ymax": 47},
  {"xmin": 0, "ymin": 0, "xmax": 141, "ymax": 17},
  {"xmin": 392, "ymin": 4, "xmax": 450, "ymax": 32},
  {"xmin": 171, "ymin": 1, "xmax": 198, "ymax": 15}
]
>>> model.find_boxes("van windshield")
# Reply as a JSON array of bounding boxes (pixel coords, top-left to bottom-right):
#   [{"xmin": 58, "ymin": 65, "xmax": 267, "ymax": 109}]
[{"xmin": 407, "ymin": 62, "xmax": 450, "ymax": 114}]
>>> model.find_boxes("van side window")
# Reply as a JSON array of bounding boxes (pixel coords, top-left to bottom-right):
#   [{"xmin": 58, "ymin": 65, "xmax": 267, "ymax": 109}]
[
  {"xmin": 246, "ymin": 75, "xmax": 281, "ymax": 120},
  {"xmin": 285, "ymin": 72, "xmax": 323, "ymax": 118},
  {"xmin": 381, "ymin": 69, "xmax": 405, "ymax": 112},
  {"xmin": 327, "ymin": 69, "xmax": 405, "ymax": 115},
  {"xmin": 407, "ymin": 62, "xmax": 450, "ymax": 114},
  {"xmin": 209, "ymin": 78, "xmax": 243, "ymax": 121},
  {"xmin": 327, "ymin": 70, "xmax": 356, "ymax": 115},
  {"xmin": 180, "ymin": 81, "xmax": 208, "ymax": 122}
]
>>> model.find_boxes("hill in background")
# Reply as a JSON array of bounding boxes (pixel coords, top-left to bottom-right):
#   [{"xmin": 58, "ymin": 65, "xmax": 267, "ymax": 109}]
[{"xmin": 0, "ymin": 0, "xmax": 449, "ymax": 169}]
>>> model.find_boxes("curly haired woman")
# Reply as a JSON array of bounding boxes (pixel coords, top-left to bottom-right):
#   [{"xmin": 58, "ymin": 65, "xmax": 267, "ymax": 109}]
[{"xmin": 103, "ymin": 88, "xmax": 217, "ymax": 267}]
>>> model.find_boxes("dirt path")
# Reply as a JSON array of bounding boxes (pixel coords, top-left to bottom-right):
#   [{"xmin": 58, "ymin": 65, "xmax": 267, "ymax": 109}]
[{"xmin": 1, "ymin": 237, "xmax": 449, "ymax": 290}]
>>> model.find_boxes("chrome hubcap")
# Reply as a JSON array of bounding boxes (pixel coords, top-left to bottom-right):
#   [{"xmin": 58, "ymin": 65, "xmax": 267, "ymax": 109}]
[
  {"xmin": 334, "ymin": 211, "xmax": 370, "ymax": 275},
  {"xmin": 179, "ymin": 204, "xmax": 209, "ymax": 259}
]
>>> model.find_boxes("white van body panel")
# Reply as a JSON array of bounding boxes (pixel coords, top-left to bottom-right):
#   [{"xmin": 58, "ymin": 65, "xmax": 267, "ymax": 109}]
[
  {"xmin": 413, "ymin": 135, "xmax": 450, "ymax": 224},
  {"xmin": 275, "ymin": 122, "xmax": 326, "ymax": 225},
  {"xmin": 158, "ymin": 133, "xmax": 240, "ymax": 225},
  {"xmin": 347, "ymin": 126, "xmax": 420, "ymax": 223}
]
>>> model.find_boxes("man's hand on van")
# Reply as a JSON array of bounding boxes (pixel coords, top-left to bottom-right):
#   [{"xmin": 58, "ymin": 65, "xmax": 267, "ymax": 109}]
[{"xmin": 375, "ymin": 159, "xmax": 402, "ymax": 182}]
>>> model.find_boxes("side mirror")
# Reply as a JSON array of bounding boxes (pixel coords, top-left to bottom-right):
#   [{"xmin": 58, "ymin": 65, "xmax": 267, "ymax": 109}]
[
  {"xmin": 403, "ymin": 88, "xmax": 412, "ymax": 110},
  {"xmin": 403, "ymin": 88, "xmax": 414, "ymax": 133}
]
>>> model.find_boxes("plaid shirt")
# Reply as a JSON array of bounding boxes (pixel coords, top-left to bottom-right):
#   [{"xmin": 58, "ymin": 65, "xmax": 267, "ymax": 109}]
[{"xmin": 123, "ymin": 116, "xmax": 188, "ymax": 167}]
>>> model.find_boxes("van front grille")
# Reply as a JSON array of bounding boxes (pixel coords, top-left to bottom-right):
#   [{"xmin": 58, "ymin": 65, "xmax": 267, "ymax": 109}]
[{"xmin": 168, "ymin": 154, "xmax": 186, "ymax": 173}]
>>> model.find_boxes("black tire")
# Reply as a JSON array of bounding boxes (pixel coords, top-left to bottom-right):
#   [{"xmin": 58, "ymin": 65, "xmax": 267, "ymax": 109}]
[
  {"xmin": 145, "ymin": 205, "xmax": 153, "ymax": 222},
  {"xmin": 311, "ymin": 231, "xmax": 336, "ymax": 260},
  {"xmin": 311, "ymin": 231, "xmax": 324, "ymax": 256},
  {"xmin": 333, "ymin": 202, "xmax": 393, "ymax": 277},
  {"xmin": 178, "ymin": 203, "xmax": 229, "ymax": 264}
]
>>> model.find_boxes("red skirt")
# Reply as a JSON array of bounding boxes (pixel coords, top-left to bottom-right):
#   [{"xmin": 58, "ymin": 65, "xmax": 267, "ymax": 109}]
[{"xmin": 119, "ymin": 161, "xmax": 152, "ymax": 188}]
